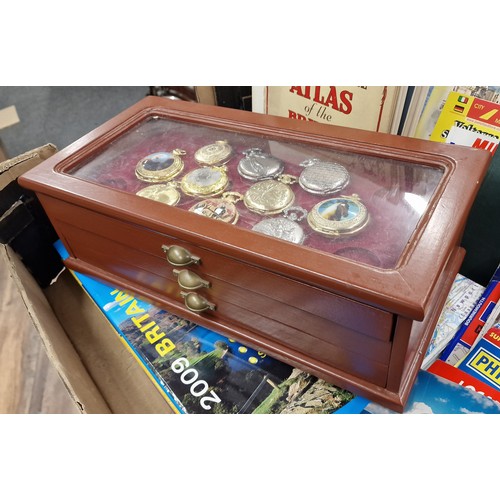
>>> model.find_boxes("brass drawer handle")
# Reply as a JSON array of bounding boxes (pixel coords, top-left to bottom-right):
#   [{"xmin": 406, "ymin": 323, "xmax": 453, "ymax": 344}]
[
  {"xmin": 173, "ymin": 269, "xmax": 211, "ymax": 290},
  {"xmin": 180, "ymin": 291, "xmax": 216, "ymax": 313},
  {"xmin": 162, "ymin": 245, "xmax": 201, "ymax": 266}
]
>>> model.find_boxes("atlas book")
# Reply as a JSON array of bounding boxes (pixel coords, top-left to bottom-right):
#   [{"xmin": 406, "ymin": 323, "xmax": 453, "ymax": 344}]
[
  {"xmin": 54, "ymin": 240, "xmax": 367, "ymax": 415},
  {"xmin": 456, "ymin": 325, "xmax": 500, "ymax": 395},
  {"xmin": 429, "ymin": 90, "xmax": 500, "ymax": 153},
  {"xmin": 414, "ymin": 86, "xmax": 500, "ymax": 140},
  {"xmin": 252, "ymin": 86, "xmax": 407, "ymax": 134},
  {"xmin": 421, "ymin": 273, "xmax": 484, "ymax": 370},
  {"xmin": 439, "ymin": 264, "xmax": 500, "ymax": 366}
]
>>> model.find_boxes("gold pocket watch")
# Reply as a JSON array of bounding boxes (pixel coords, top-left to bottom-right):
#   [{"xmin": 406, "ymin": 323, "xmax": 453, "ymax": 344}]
[
  {"xmin": 243, "ymin": 174, "xmax": 297, "ymax": 215},
  {"xmin": 135, "ymin": 183, "xmax": 181, "ymax": 206},
  {"xmin": 135, "ymin": 149, "xmax": 186, "ymax": 183},
  {"xmin": 180, "ymin": 166, "xmax": 229, "ymax": 198},
  {"xmin": 307, "ymin": 194, "xmax": 369, "ymax": 236},
  {"xmin": 194, "ymin": 140, "xmax": 233, "ymax": 166},
  {"xmin": 189, "ymin": 192, "xmax": 243, "ymax": 224}
]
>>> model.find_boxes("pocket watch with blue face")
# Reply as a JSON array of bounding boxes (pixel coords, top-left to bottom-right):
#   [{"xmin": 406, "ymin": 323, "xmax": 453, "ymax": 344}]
[
  {"xmin": 307, "ymin": 194, "xmax": 369, "ymax": 236},
  {"xmin": 135, "ymin": 149, "xmax": 186, "ymax": 183}
]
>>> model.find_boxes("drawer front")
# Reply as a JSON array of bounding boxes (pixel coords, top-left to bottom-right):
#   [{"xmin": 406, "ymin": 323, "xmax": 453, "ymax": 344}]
[
  {"xmin": 48, "ymin": 197, "xmax": 394, "ymax": 343},
  {"xmin": 59, "ymin": 221, "xmax": 390, "ymax": 386}
]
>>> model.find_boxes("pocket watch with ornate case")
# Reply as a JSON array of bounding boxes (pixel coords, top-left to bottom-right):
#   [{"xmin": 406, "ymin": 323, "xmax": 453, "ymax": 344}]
[
  {"xmin": 252, "ymin": 206, "xmax": 308, "ymax": 244},
  {"xmin": 135, "ymin": 149, "xmax": 186, "ymax": 183},
  {"xmin": 194, "ymin": 140, "xmax": 233, "ymax": 166},
  {"xmin": 189, "ymin": 192, "xmax": 243, "ymax": 224},
  {"xmin": 180, "ymin": 166, "xmax": 229, "ymax": 198},
  {"xmin": 307, "ymin": 194, "xmax": 369, "ymax": 236},
  {"xmin": 237, "ymin": 148, "xmax": 284, "ymax": 181},
  {"xmin": 243, "ymin": 174, "xmax": 297, "ymax": 215},
  {"xmin": 135, "ymin": 183, "xmax": 181, "ymax": 206},
  {"xmin": 298, "ymin": 158, "xmax": 350, "ymax": 195}
]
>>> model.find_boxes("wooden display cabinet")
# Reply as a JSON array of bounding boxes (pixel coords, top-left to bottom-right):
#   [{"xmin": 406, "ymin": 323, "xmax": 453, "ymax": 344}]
[{"xmin": 18, "ymin": 97, "xmax": 492, "ymax": 412}]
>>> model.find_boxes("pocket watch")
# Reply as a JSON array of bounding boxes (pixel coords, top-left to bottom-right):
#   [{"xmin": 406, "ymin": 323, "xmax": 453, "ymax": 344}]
[
  {"xmin": 194, "ymin": 140, "xmax": 233, "ymax": 166},
  {"xmin": 135, "ymin": 183, "xmax": 181, "ymax": 206},
  {"xmin": 135, "ymin": 149, "xmax": 186, "ymax": 183},
  {"xmin": 307, "ymin": 194, "xmax": 369, "ymax": 236},
  {"xmin": 237, "ymin": 148, "xmax": 284, "ymax": 181},
  {"xmin": 298, "ymin": 158, "xmax": 350, "ymax": 195},
  {"xmin": 252, "ymin": 207, "xmax": 308, "ymax": 244},
  {"xmin": 189, "ymin": 192, "xmax": 243, "ymax": 224},
  {"xmin": 180, "ymin": 166, "xmax": 229, "ymax": 198},
  {"xmin": 243, "ymin": 175, "xmax": 297, "ymax": 215}
]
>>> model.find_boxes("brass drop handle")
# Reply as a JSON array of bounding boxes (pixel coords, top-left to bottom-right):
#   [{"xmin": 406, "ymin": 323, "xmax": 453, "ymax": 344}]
[
  {"xmin": 180, "ymin": 291, "xmax": 216, "ymax": 313},
  {"xmin": 173, "ymin": 269, "xmax": 211, "ymax": 290},
  {"xmin": 162, "ymin": 245, "xmax": 201, "ymax": 266}
]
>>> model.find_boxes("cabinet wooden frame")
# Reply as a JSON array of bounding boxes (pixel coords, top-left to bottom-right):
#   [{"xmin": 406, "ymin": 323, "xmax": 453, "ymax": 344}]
[{"xmin": 19, "ymin": 97, "xmax": 492, "ymax": 411}]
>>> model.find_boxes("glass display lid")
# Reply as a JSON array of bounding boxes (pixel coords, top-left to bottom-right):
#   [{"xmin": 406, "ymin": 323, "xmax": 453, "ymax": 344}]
[{"xmin": 65, "ymin": 115, "xmax": 443, "ymax": 270}]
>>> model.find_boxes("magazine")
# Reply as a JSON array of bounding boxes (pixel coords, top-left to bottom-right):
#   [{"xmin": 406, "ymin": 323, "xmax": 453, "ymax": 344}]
[{"xmin": 54, "ymin": 240, "xmax": 366, "ymax": 415}]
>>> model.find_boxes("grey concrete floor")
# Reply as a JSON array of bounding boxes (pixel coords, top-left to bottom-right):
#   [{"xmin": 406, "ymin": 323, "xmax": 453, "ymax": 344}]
[{"xmin": 0, "ymin": 87, "xmax": 148, "ymax": 158}]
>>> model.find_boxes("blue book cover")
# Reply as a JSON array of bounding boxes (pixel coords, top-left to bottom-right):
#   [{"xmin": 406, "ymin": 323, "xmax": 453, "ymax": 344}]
[
  {"xmin": 54, "ymin": 240, "xmax": 367, "ymax": 414},
  {"xmin": 363, "ymin": 367, "xmax": 500, "ymax": 414}
]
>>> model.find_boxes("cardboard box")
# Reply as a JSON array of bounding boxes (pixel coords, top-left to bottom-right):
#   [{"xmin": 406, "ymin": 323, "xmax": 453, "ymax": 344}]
[
  {"xmin": 1, "ymin": 144, "xmax": 173, "ymax": 413},
  {"xmin": 1, "ymin": 243, "xmax": 174, "ymax": 413}
]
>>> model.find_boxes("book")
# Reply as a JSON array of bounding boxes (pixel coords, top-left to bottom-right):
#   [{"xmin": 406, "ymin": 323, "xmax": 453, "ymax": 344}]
[
  {"xmin": 430, "ymin": 91, "xmax": 500, "ymax": 148},
  {"xmin": 363, "ymin": 366, "xmax": 500, "ymax": 414},
  {"xmin": 53, "ymin": 240, "xmax": 367, "ymax": 414},
  {"xmin": 252, "ymin": 86, "xmax": 408, "ymax": 134},
  {"xmin": 421, "ymin": 273, "xmax": 484, "ymax": 370},
  {"xmin": 399, "ymin": 86, "xmax": 431, "ymax": 137},
  {"xmin": 439, "ymin": 264, "xmax": 500, "ymax": 366},
  {"xmin": 427, "ymin": 359, "xmax": 500, "ymax": 405},
  {"xmin": 414, "ymin": 86, "xmax": 500, "ymax": 140},
  {"xmin": 456, "ymin": 325, "xmax": 500, "ymax": 394}
]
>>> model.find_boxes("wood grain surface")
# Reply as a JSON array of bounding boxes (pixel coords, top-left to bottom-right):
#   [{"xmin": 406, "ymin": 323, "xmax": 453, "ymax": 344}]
[{"xmin": 0, "ymin": 252, "xmax": 78, "ymax": 414}]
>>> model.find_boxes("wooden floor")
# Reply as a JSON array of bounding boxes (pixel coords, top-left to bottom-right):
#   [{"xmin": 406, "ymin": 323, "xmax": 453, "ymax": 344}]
[{"xmin": 0, "ymin": 252, "xmax": 78, "ymax": 414}]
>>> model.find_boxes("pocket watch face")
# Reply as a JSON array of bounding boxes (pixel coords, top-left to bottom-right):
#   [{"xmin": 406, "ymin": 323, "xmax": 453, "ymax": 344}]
[
  {"xmin": 181, "ymin": 167, "xmax": 229, "ymax": 197},
  {"xmin": 243, "ymin": 179, "xmax": 295, "ymax": 215},
  {"xmin": 135, "ymin": 150, "xmax": 185, "ymax": 182},
  {"xmin": 299, "ymin": 160, "xmax": 350, "ymax": 195},
  {"xmin": 139, "ymin": 152, "xmax": 175, "ymax": 172},
  {"xmin": 307, "ymin": 196, "xmax": 369, "ymax": 236}
]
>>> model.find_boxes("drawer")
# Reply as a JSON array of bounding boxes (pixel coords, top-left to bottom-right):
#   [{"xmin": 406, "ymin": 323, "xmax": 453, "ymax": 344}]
[
  {"xmin": 47, "ymin": 196, "xmax": 394, "ymax": 343},
  {"xmin": 59, "ymin": 219, "xmax": 391, "ymax": 383}
]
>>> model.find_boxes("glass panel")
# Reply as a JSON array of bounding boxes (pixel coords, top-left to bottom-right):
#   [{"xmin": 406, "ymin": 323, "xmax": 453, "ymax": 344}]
[{"xmin": 66, "ymin": 116, "xmax": 443, "ymax": 269}]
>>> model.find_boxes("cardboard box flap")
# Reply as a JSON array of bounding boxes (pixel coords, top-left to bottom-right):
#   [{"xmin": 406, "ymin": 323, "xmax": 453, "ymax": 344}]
[
  {"xmin": 0, "ymin": 143, "xmax": 57, "ymax": 190},
  {"xmin": 43, "ymin": 269, "xmax": 173, "ymax": 413},
  {"xmin": 1, "ymin": 244, "xmax": 110, "ymax": 413},
  {"xmin": 3, "ymin": 244, "xmax": 173, "ymax": 413}
]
